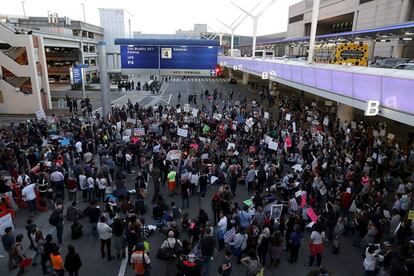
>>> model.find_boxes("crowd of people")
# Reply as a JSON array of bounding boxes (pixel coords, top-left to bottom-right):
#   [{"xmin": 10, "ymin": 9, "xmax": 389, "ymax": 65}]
[{"xmin": 0, "ymin": 82, "xmax": 414, "ymax": 276}]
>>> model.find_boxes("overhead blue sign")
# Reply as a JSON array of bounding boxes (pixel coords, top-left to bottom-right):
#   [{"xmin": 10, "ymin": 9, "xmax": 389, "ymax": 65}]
[
  {"xmin": 120, "ymin": 45, "xmax": 218, "ymax": 70},
  {"xmin": 72, "ymin": 67, "xmax": 82, "ymax": 84},
  {"xmin": 121, "ymin": 46, "xmax": 158, "ymax": 69},
  {"xmin": 75, "ymin": 63, "xmax": 89, "ymax": 68},
  {"xmin": 161, "ymin": 46, "xmax": 218, "ymax": 70}
]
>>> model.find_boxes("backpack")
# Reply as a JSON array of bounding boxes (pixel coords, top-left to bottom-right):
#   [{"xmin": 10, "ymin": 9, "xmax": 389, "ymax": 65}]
[{"xmin": 49, "ymin": 210, "xmax": 60, "ymax": 226}]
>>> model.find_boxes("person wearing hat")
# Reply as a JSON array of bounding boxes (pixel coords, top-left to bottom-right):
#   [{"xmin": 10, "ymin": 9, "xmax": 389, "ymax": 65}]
[{"xmin": 131, "ymin": 242, "xmax": 150, "ymax": 276}]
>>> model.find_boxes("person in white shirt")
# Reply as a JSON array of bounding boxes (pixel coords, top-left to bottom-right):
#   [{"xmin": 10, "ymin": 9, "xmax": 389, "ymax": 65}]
[
  {"xmin": 97, "ymin": 215, "xmax": 114, "ymax": 261},
  {"xmin": 78, "ymin": 172, "xmax": 87, "ymax": 202},
  {"xmin": 363, "ymin": 244, "xmax": 384, "ymax": 273},
  {"xmin": 86, "ymin": 176, "xmax": 95, "ymax": 202},
  {"xmin": 21, "ymin": 183, "xmax": 37, "ymax": 216},
  {"xmin": 125, "ymin": 152, "xmax": 132, "ymax": 174},
  {"xmin": 50, "ymin": 169, "xmax": 65, "ymax": 200},
  {"xmin": 95, "ymin": 174, "xmax": 107, "ymax": 202},
  {"xmin": 307, "ymin": 225, "xmax": 326, "ymax": 267},
  {"xmin": 217, "ymin": 211, "xmax": 227, "ymax": 250},
  {"xmin": 17, "ymin": 173, "xmax": 31, "ymax": 187},
  {"xmin": 75, "ymin": 141, "xmax": 83, "ymax": 159}
]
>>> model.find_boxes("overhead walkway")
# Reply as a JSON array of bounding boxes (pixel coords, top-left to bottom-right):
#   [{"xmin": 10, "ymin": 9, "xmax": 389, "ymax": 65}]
[{"xmin": 219, "ymin": 56, "xmax": 414, "ymax": 126}]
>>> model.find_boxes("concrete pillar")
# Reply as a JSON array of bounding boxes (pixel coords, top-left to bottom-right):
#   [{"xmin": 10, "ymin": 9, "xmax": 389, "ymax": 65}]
[
  {"xmin": 307, "ymin": 0, "xmax": 321, "ymax": 64},
  {"xmin": 37, "ymin": 36, "xmax": 52, "ymax": 109},
  {"xmin": 352, "ymin": 11, "xmax": 359, "ymax": 31},
  {"xmin": 337, "ymin": 103, "xmax": 354, "ymax": 127},
  {"xmin": 98, "ymin": 42, "xmax": 110, "ymax": 118},
  {"xmin": 242, "ymin": 72, "xmax": 249, "ymax": 85},
  {"xmin": 368, "ymin": 39, "xmax": 376, "ymax": 62},
  {"xmin": 393, "ymin": 0, "xmax": 413, "ymax": 58},
  {"xmin": 399, "ymin": 0, "xmax": 413, "ymax": 23},
  {"xmin": 393, "ymin": 42, "xmax": 405, "ymax": 58},
  {"xmin": 26, "ymin": 36, "xmax": 43, "ymax": 112},
  {"xmin": 268, "ymin": 80, "xmax": 274, "ymax": 91},
  {"xmin": 228, "ymin": 68, "xmax": 234, "ymax": 78}
]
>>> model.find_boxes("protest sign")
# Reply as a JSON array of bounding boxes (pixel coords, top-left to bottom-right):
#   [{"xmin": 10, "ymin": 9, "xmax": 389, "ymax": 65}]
[
  {"xmin": 243, "ymin": 199, "xmax": 253, "ymax": 207},
  {"xmin": 224, "ymin": 227, "xmax": 236, "ymax": 244},
  {"xmin": 307, "ymin": 208, "xmax": 318, "ymax": 223},
  {"xmin": 323, "ymin": 117, "xmax": 329, "ymax": 126},
  {"xmin": 264, "ymin": 112, "xmax": 269, "ymax": 119},
  {"xmin": 285, "ymin": 114, "xmax": 291, "ymax": 121},
  {"xmin": 270, "ymin": 204, "xmax": 283, "ymax": 220},
  {"xmin": 0, "ymin": 214, "xmax": 14, "ymax": 235},
  {"xmin": 134, "ymin": 128, "xmax": 145, "ymax": 136},
  {"xmin": 201, "ymin": 153, "xmax": 209, "ymax": 160},
  {"xmin": 268, "ymin": 141, "xmax": 278, "ymax": 151},
  {"xmin": 167, "ymin": 150, "xmax": 181, "ymax": 160},
  {"xmin": 177, "ymin": 128, "xmax": 188, "ymax": 137},
  {"xmin": 36, "ymin": 110, "xmax": 46, "ymax": 120},
  {"xmin": 184, "ymin": 104, "xmax": 190, "ymax": 113},
  {"xmin": 192, "ymin": 109, "xmax": 198, "ymax": 117}
]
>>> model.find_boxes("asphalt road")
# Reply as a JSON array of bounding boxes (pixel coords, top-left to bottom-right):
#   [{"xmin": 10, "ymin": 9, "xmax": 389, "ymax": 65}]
[{"xmin": 0, "ymin": 77, "xmax": 366, "ymax": 276}]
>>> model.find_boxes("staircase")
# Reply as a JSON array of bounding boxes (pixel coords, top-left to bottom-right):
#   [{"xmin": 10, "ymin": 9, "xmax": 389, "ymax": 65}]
[{"xmin": 2, "ymin": 46, "xmax": 26, "ymax": 61}]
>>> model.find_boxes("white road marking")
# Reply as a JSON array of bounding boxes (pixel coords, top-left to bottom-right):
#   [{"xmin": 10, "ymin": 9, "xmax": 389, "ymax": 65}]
[
  {"xmin": 117, "ymin": 248, "xmax": 129, "ymax": 276},
  {"xmin": 93, "ymin": 94, "xmax": 128, "ymax": 113}
]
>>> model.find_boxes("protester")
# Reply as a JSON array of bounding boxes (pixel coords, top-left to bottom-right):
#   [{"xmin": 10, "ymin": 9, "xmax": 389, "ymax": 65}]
[{"xmin": 64, "ymin": 245, "xmax": 82, "ymax": 276}]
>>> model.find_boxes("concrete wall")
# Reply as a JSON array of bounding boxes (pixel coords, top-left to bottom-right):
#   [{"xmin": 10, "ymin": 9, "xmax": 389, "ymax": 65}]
[{"xmin": 0, "ymin": 24, "xmax": 44, "ymax": 114}]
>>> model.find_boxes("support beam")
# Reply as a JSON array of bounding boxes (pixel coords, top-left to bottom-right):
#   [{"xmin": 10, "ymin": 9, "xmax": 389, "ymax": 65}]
[
  {"xmin": 307, "ymin": 0, "xmax": 321, "ymax": 64},
  {"xmin": 98, "ymin": 42, "xmax": 110, "ymax": 118},
  {"xmin": 337, "ymin": 103, "xmax": 354, "ymax": 128},
  {"xmin": 242, "ymin": 72, "xmax": 249, "ymax": 85}
]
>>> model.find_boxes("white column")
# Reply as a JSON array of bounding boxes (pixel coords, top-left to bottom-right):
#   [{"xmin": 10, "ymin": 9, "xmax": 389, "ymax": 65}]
[
  {"xmin": 230, "ymin": 30, "xmax": 235, "ymax": 56},
  {"xmin": 307, "ymin": 0, "xmax": 321, "ymax": 64},
  {"xmin": 252, "ymin": 18, "xmax": 258, "ymax": 58},
  {"xmin": 98, "ymin": 42, "xmax": 110, "ymax": 117},
  {"xmin": 26, "ymin": 36, "xmax": 43, "ymax": 112},
  {"xmin": 242, "ymin": 72, "xmax": 249, "ymax": 85},
  {"xmin": 337, "ymin": 103, "xmax": 354, "ymax": 127},
  {"xmin": 37, "ymin": 36, "xmax": 52, "ymax": 109}
]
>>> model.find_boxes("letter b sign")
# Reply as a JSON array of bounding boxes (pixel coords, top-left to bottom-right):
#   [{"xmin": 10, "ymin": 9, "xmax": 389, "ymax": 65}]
[{"xmin": 365, "ymin": 100, "xmax": 380, "ymax": 116}]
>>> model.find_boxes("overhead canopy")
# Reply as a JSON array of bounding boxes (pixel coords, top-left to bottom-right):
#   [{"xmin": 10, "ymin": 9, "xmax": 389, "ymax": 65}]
[
  {"xmin": 239, "ymin": 21, "xmax": 414, "ymax": 47},
  {"xmin": 115, "ymin": 38, "xmax": 220, "ymax": 47}
]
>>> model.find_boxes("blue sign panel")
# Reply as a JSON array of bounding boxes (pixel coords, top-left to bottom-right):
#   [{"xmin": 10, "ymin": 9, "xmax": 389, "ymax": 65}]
[
  {"xmin": 120, "ymin": 46, "xmax": 158, "ymax": 69},
  {"xmin": 161, "ymin": 46, "xmax": 218, "ymax": 70},
  {"xmin": 120, "ymin": 45, "xmax": 218, "ymax": 70},
  {"xmin": 72, "ymin": 67, "xmax": 82, "ymax": 84}
]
